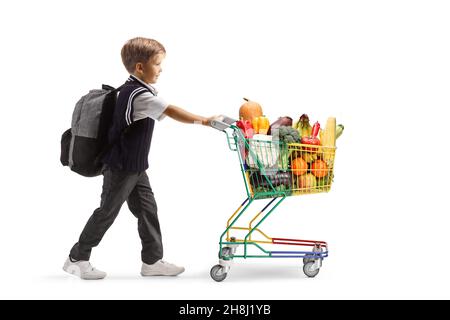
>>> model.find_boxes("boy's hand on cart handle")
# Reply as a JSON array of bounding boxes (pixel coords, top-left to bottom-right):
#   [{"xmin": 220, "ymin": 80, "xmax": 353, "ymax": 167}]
[
  {"xmin": 164, "ymin": 105, "xmax": 221, "ymax": 127},
  {"xmin": 203, "ymin": 115, "xmax": 222, "ymax": 127}
]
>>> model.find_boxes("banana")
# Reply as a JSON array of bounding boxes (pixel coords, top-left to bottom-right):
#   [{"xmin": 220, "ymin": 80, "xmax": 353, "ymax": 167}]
[
  {"xmin": 297, "ymin": 114, "xmax": 312, "ymax": 138},
  {"xmin": 302, "ymin": 152, "xmax": 317, "ymax": 163}
]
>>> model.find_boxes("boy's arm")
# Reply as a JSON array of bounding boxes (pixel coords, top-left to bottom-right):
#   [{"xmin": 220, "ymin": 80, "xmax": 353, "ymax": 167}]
[{"xmin": 163, "ymin": 105, "xmax": 215, "ymax": 126}]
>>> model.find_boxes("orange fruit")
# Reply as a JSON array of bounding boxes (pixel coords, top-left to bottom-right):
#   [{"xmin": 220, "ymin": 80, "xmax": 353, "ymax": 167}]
[
  {"xmin": 291, "ymin": 157, "xmax": 308, "ymax": 176},
  {"xmin": 311, "ymin": 160, "xmax": 328, "ymax": 178}
]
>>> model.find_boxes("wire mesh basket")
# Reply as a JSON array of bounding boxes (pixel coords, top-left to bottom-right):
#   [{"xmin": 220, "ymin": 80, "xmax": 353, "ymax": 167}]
[{"xmin": 239, "ymin": 136, "xmax": 336, "ymax": 199}]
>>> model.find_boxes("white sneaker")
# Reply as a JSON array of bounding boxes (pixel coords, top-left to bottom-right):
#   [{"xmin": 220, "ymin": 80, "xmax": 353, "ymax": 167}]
[
  {"xmin": 63, "ymin": 257, "xmax": 107, "ymax": 280},
  {"xmin": 141, "ymin": 260, "xmax": 185, "ymax": 276}
]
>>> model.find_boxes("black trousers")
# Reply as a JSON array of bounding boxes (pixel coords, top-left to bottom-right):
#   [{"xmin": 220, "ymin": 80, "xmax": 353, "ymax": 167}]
[{"xmin": 70, "ymin": 168, "xmax": 163, "ymax": 265}]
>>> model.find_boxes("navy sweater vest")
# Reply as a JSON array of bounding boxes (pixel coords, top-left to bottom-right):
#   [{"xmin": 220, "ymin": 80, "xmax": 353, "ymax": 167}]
[{"xmin": 102, "ymin": 79, "xmax": 155, "ymax": 172}]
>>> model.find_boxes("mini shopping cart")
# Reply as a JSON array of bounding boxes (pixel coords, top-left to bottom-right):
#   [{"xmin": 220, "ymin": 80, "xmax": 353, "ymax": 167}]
[{"xmin": 209, "ymin": 116, "xmax": 337, "ymax": 282}]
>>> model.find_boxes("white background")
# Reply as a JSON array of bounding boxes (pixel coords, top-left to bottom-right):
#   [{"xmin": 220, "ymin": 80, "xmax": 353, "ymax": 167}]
[{"xmin": 0, "ymin": 0, "xmax": 449, "ymax": 300}]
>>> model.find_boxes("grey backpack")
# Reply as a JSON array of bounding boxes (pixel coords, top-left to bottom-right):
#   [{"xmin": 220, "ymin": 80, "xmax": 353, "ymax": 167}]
[{"xmin": 60, "ymin": 84, "xmax": 122, "ymax": 177}]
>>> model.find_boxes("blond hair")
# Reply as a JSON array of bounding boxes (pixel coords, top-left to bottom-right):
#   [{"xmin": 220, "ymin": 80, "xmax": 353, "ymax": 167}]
[{"xmin": 121, "ymin": 37, "xmax": 166, "ymax": 73}]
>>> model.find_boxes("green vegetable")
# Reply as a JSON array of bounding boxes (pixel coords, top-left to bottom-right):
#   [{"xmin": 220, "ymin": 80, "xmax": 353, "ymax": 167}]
[
  {"xmin": 253, "ymin": 184, "xmax": 291, "ymax": 196},
  {"xmin": 278, "ymin": 126, "xmax": 300, "ymax": 144},
  {"xmin": 276, "ymin": 126, "xmax": 300, "ymax": 170},
  {"xmin": 336, "ymin": 124, "xmax": 344, "ymax": 139},
  {"xmin": 278, "ymin": 145, "xmax": 290, "ymax": 170}
]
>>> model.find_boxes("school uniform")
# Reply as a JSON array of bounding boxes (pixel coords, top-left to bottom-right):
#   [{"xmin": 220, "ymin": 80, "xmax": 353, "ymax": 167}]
[{"xmin": 69, "ymin": 75, "xmax": 169, "ymax": 265}]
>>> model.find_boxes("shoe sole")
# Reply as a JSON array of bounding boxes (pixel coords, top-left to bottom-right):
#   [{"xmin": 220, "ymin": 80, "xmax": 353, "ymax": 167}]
[
  {"xmin": 63, "ymin": 264, "xmax": 106, "ymax": 280},
  {"xmin": 140, "ymin": 269, "xmax": 185, "ymax": 277}
]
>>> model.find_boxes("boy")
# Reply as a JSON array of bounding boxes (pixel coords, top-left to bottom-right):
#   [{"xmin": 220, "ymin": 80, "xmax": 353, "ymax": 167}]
[{"xmin": 63, "ymin": 37, "xmax": 217, "ymax": 280}]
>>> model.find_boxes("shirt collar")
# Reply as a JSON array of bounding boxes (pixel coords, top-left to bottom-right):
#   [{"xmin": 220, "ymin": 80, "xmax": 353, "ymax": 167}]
[{"xmin": 127, "ymin": 74, "xmax": 158, "ymax": 95}]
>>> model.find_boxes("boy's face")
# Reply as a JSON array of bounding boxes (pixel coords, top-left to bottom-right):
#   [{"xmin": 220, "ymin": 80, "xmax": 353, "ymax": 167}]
[{"xmin": 135, "ymin": 52, "xmax": 165, "ymax": 84}]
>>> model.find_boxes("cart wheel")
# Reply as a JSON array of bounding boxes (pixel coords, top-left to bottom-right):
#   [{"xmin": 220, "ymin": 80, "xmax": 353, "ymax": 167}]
[
  {"xmin": 220, "ymin": 247, "xmax": 233, "ymax": 258},
  {"xmin": 303, "ymin": 261, "xmax": 320, "ymax": 278},
  {"xmin": 210, "ymin": 264, "xmax": 227, "ymax": 282},
  {"xmin": 304, "ymin": 246, "xmax": 323, "ymax": 264}
]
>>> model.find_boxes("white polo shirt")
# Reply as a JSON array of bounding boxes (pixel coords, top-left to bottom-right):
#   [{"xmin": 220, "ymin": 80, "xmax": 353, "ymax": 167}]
[{"xmin": 128, "ymin": 74, "xmax": 169, "ymax": 122}]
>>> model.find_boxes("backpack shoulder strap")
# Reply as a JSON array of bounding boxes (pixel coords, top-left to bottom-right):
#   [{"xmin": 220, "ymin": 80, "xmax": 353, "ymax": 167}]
[
  {"xmin": 94, "ymin": 83, "xmax": 127, "ymax": 165},
  {"xmin": 102, "ymin": 84, "xmax": 115, "ymax": 91},
  {"xmin": 102, "ymin": 84, "xmax": 125, "ymax": 92}
]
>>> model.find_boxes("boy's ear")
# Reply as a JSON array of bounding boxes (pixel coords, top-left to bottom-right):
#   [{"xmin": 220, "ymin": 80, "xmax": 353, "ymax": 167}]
[{"xmin": 135, "ymin": 62, "xmax": 144, "ymax": 73}]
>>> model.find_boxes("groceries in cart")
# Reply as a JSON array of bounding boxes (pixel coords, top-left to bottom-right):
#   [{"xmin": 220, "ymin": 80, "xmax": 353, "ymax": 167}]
[{"xmin": 236, "ymin": 98, "xmax": 344, "ymax": 198}]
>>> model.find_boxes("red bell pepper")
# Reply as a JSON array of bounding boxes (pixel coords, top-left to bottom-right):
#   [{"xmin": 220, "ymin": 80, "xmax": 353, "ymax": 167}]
[
  {"xmin": 236, "ymin": 119, "xmax": 254, "ymax": 139},
  {"xmin": 301, "ymin": 121, "xmax": 320, "ymax": 150}
]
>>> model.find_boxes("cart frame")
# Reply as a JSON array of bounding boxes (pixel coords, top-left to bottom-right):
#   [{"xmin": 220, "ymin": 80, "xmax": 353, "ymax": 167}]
[{"xmin": 209, "ymin": 117, "xmax": 334, "ymax": 281}]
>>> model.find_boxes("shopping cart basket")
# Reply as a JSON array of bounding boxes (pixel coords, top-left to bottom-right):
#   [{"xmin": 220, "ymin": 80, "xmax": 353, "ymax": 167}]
[{"xmin": 209, "ymin": 116, "xmax": 337, "ymax": 282}]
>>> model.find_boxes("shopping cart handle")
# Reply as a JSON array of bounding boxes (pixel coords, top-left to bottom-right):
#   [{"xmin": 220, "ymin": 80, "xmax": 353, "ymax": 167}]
[{"xmin": 210, "ymin": 115, "xmax": 237, "ymax": 131}]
